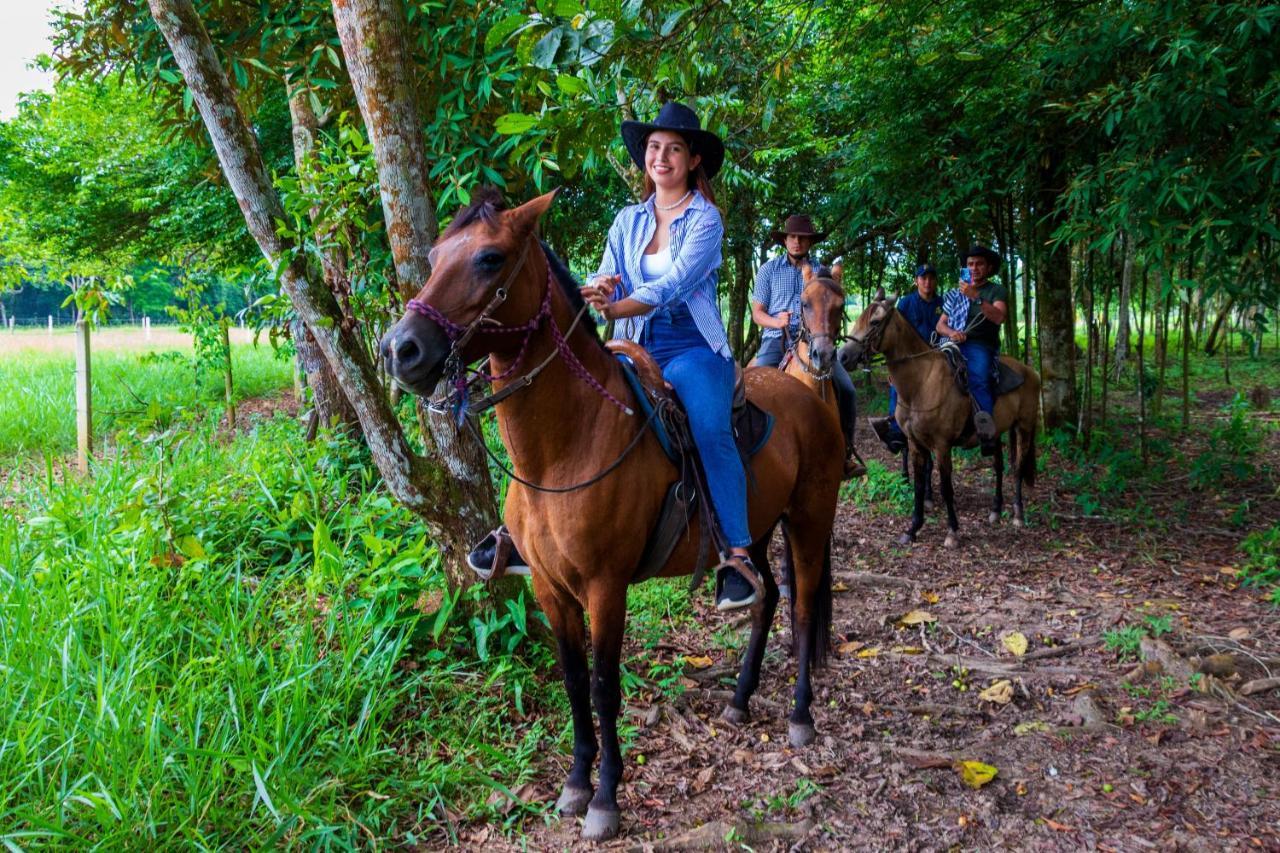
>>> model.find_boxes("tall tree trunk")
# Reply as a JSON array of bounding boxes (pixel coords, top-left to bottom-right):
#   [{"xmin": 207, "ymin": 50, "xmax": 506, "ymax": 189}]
[
  {"xmin": 1137, "ymin": 263, "xmax": 1148, "ymax": 463},
  {"xmin": 286, "ymin": 80, "xmax": 360, "ymax": 432},
  {"xmin": 1113, "ymin": 230, "xmax": 1134, "ymax": 373},
  {"xmin": 1034, "ymin": 146, "xmax": 1078, "ymax": 431},
  {"xmin": 331, "ymin": 0, "xmax": 505, "ymax": 595},
  {"xmin": 728, "ymin": 239, "xmax": 752, "ymax": 361},
  {"xmin": 1202, "ymin": 293, "xmax": 1236, "ymax": 356},
  {"xmin": 148, "ymin": 0, "xmax": 496, "ymax": 593},
  {"xmin": 1021, "ymin": 197, "xmax": 1034, "ymax": 364}
]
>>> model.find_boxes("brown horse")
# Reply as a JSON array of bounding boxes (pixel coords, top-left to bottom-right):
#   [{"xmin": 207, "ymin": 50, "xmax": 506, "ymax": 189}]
[
  {"xmin": 840, "ymin": 291, "xmax": 1039, "ymax": 547},
  {"xmin": 782, "ymin": 263, "xmax": 845, "ymax": 427},
  {"xmin": 381, "ymin": 190, "xmax": 842, "ymax": 842}
]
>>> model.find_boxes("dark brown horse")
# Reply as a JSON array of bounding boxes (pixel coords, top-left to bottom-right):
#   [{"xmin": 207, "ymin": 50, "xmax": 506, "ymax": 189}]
[
  {"xmin": 841, "ymin": 292, "xmax": 1039, "ymax": 547},
  {"xmin": 381, "ymin": 190, "xmax": 842, "ymax": 842}
]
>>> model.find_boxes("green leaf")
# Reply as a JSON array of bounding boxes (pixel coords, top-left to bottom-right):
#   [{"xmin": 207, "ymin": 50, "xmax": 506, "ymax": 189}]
[
  {"xmin": 486, "ymin": 14, "xmax": 529, "ymax": 54},
  {"xmin": 552, "ymin": 0, "xmax": 580, "ymax": 16},
  {"xmin": 556, "ymin": 73, "xmax": 586, "ymax": 95},
  {"xmin": 494, "ymin": 112, "xmax": 540, "ymax": 134},
  {"xmin": 176, "ymin": 535, "xmax": 206, "ymax": 560},
  {"xmin": 531, "ymin": 28, "xmax": 564, "ymax": 68}
]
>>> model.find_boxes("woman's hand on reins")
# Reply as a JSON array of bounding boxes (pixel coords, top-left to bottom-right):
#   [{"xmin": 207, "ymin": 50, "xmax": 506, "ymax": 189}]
[{"xmin": 581, "ymin": 275, "xmax": 621, "ymax": 317}]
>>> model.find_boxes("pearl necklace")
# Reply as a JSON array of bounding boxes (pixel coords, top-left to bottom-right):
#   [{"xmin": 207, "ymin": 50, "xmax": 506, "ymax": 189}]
[{"xmin": 655, "ymin": 189, "xmax": 693, "ymax": 211}]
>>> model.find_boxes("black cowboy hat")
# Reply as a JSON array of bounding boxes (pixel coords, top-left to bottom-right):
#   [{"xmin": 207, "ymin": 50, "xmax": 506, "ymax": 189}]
[
  {"xmin": 960, "ymin": 243, "xmax": 1002, "ymax": 273},
  {"xmin": 770, "ymin": 214, "xmax": 828, "ymax": 245},
  {"xmin": 621, "ymin": 101, "xmax": 725, "ymax": 181}
]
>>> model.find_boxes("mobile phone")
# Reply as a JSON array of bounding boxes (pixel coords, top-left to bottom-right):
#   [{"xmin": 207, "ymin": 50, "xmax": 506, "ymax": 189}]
[{"xmin": 960, "ymin": 268, "xmax": 972, "ymax": 284}]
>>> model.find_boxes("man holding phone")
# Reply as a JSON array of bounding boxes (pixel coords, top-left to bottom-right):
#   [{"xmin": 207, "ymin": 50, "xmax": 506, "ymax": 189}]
[{"xmin": 936, "ymin": 244, "xmax": 1008, "ymax": 455}]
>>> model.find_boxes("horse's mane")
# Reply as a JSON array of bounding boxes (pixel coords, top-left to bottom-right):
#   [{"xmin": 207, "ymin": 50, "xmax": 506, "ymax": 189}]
[
  {"xmin": 811, "ymin": 266, "xmax": 845, "ymax": 297},
  {"xmin": 541, "ymin": 240, "xmax": 604, "ymax": 348},
  {"xmin": 441, "ymin": 186, "xmax": 506, "ymax": 239}
]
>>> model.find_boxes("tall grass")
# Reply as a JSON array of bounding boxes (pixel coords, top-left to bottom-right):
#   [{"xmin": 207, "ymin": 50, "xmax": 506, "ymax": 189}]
[
  {"xmin": 0, "ymin": 339, "xmax": 293, "ymax": 458},
  {"xmin": 0, "ymin": 418, "xmax": 557, "ymax": 846}
]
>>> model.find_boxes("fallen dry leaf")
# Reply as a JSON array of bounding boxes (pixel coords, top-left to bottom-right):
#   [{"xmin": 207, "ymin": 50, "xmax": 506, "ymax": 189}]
[
  {"xmin": 1002, "ymin": 631, "xmax": 1029, "ymax": 657},
  {"xmin": 891, "ymin": 645, "xmax": 925, "ymax": 654},
  {"xmin": 857, "ymin": 647, "xmax": 881, "ymax": 658},
  {"xmin": 922, "ymin": 590, "xmax": 940, "ymax": 604},
  {"xmin": 1014, "ymin": 720, "xmax": 1050, "ymax": 736},
  {"xmin": 1228, "ymin": 627, "xmax": 1250, "ymax": 640},
  {"xmin": 832, "ymin": 581, "xmax": 850, "ymax": 592},
  {"xmin": 978, "ymin": 680, "xmax": 1015, "ymax": 704},
  {"xmin": 837, "ymin": 640, "xmax": 865, "ymax": 655},
  {"xmin": 955, "ymin": 760, "xmax": 998, "ymax": 788},
  {"xmin": 1044, "ymin": 818, "xmax": 1074, "ymax": 832},
  {"xmin": 683, "ymin": 655, "xmax": 714, "ymax": 668},
  {"xmin": 898, "ymin": 609, "xmax": 936, "ymax": 626}
]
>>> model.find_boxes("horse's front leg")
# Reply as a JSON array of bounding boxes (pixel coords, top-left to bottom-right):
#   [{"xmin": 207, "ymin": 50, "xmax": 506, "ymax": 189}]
[
  {"xmin": 724, "ymin": 535, "xmax": 781, "ymax": 724},
  {"xmin": 899, "ymin": 439, "xmax": 929, "ymax": 545},
  {"xmin": 938, "ymin": 448, "xmax": 961, "ymax": 548},
  {"xmin": 582, "ymin": 591, "xmax": 627, "ymax": 841},
  {"xmin": 989, "ymin": 435, "xmax": 1005, "ymax": 524},
  {"xmin": 540, "ymin": 590, "xmax": 596, "ymax": 818}
]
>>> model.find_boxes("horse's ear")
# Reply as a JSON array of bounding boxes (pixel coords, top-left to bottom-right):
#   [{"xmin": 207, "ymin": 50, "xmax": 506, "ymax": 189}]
[
  {"xmin": 801, "ymin": 262, "xmax": 814, "ymax": 283},
  {"xmin": 831, "ymin": 261, "xmax": 844, "ymax": 288},
  {"xmin": 874, "ymin": 286, "xmax": 886, "ymax": 302},
  {"xmin": 508, "ymin": 188, "xmax": 560, "ymax": 234}
]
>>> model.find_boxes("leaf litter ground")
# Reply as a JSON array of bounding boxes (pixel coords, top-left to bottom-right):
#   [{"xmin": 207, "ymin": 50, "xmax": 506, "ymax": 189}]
[{"xmin": 489, "ymin": 414, "xmax": 1280, "ymax": 851}]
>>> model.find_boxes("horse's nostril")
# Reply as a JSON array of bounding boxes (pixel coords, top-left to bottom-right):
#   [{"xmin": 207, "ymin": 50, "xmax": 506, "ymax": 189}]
[{"xmin": 394, "ymin": 336, "xmax": 422, "ymax": 368}]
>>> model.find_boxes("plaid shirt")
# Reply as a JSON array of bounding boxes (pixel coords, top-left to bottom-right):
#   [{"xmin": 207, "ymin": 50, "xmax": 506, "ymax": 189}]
[
  {"xmin": 751, "ymin": 254, "xmax": 810, "ymax": 341},
  {"xmin": 595, "ymin": 191, "xmax": 730, "ymax": 358}
]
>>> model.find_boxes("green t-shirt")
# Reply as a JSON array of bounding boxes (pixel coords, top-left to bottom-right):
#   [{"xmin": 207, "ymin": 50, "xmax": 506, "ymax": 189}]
[{"xmin": 967, "ymin": 280, "xmax": 1008, "ymax": 348}]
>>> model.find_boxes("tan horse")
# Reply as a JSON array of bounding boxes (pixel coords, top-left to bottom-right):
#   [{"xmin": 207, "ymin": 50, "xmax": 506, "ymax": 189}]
[
  {"xmin": 381, "ymin": 190, "xmax": 843, "ymax": 842},
  {"xmin": 840, "ymin": 291, "xmax": 1039, "ymax": 547},
  {"xmin": 782, "ymin": 263, "xmax": 844, "ymax": 429}
]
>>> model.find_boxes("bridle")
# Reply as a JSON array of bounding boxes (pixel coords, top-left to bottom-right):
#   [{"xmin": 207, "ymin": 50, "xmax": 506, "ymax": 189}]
[
  {"xmin": 404, "ymin": 235, "xmax": 660, "ymax": 495},
  {"xmin": 787, "ymin": 278, "xmax": 845, "ymax": 384},
  {"xmin": 405, "ymin": 237, "xmax": 632, "ymax": 424}
]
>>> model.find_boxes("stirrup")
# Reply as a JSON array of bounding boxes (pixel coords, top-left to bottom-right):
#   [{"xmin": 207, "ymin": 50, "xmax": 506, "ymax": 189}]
[
  {"xmin": 714, "ymin": 555, "xmax": 764, "ymax": 612},
  {"xmin": 467, "ymin": 525, "xmax": 530, "ymax": 581}
]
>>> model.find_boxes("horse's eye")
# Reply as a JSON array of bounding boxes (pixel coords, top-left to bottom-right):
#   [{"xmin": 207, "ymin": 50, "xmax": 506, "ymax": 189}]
[{"xmin": 474, "ymin": 249, "xmax": 505, "ymax": 273}]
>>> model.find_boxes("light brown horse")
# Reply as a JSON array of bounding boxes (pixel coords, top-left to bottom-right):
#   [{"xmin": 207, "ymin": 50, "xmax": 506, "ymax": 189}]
[
  {"xmin": 381, "ymin": 190, "xmax": 843, "ymax": 842},
  {"xmin": 782, "ymin": 263, "xmax": 845, "ymax": 429},
  {"xmin": 840, "ymin": 291, "xmax": 1039, "ymax": 547}
]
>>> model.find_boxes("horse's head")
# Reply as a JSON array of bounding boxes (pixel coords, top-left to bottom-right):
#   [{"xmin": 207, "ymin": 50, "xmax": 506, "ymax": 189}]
[
  {"xmin": 799, "ymin": 262, "xmax": 846, "ymax": 376},
  {"xmin": 381, "ymin": 189, "xmax": 558, "ymax": 396},
  {"xmin": 839, "ymin": 287, "xmax": 895, "ymax": 370}
]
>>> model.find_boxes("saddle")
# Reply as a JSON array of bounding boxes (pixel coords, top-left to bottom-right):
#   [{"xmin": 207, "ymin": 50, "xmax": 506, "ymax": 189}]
[
  {"xmin": 607, "ymin": 340, "xmax": 774, "ymax": 586},
  {"xmin": 937, "ymin": 341, "xmax": 1026, "ymax": 398}
]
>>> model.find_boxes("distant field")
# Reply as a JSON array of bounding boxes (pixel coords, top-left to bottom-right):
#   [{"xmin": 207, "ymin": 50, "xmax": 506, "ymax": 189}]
[{"xmin": 0, "ymin": 325, "xmax": 293, "ymax": 458}]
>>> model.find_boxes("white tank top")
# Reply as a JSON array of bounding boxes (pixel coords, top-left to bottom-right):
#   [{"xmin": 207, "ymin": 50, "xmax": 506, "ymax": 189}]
[{"xmin": 640, "ymin": 246, "xmax": 673, "ymax": 281}]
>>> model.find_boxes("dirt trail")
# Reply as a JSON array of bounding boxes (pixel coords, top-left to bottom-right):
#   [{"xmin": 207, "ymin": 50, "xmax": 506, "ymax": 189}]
[{"xmin": 501, "ymin": 430, "xmax": 1280, "ymax": 851}]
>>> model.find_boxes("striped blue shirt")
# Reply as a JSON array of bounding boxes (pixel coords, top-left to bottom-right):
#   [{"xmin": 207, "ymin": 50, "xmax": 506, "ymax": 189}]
[
  {"xmin": 595, "ymin": 190, "xmax": 730, "ymax": 358},
  {"xmin": 751, "ymin": 254, "xmax": 809, "ymax": 341}
]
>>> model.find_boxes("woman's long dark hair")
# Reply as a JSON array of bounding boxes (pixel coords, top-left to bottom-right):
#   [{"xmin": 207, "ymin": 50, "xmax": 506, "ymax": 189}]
[{"xmin": 640, "ymin": 131, "xmax": 718, "ymax": 207}]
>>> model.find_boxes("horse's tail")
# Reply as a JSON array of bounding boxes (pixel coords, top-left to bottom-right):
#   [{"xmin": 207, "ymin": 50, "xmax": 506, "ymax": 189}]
[
  {"xmin": 811, "ymin": 538, "xmax": 834, "ymax": 668},
  {"xmin": 1019, "ymin": 427, "xmax": 1037, "ymax": 488}
]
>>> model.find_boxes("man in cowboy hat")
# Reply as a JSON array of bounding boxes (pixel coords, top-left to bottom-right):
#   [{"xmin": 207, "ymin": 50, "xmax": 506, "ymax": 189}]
[
  {"xmin": 870, "ymin": 263, "xmax": 944, "ymax": 454},
  {"xmin": 936, "ymin": 243, "xmax": 1008, "ymax": 455},
  {"xmin": 750, "ymin": 214, "xmax": 863, "ymax": 478}
]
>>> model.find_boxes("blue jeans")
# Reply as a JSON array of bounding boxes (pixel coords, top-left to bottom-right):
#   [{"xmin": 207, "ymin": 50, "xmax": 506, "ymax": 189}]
[
  {"xmin": 659, "ymin": 347, "xmax": 751, "ymax": 549},
  {"xmin": 960, "ymin": 341, "xmax": 997, "ymax": 415},
  {"xmin": 753, "ymin": 334, "xmax": 785, "ymax": 367},
  {"xmin": 887, "ymin": 384, "xmax": 904, "ymax": 436}
]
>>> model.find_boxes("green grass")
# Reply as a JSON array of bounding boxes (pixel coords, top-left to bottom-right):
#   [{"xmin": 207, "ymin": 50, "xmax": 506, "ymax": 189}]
[
  {"xmin": 0, "ymin": 416, "xmax": 563, "ymax": 847},
  {"xmin": 0, "ymin": 338, "xmax": 293, "ymax": 458}
]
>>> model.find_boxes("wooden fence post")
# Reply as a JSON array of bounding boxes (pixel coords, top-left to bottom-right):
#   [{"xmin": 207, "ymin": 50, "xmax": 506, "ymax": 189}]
[
  {"xmin": 222, "ymin": 318, "xmax": 236, "ymax": 429},
  {"xmin": 48, "ymin": 315, "xmax": 54, "ymax": 335},
  {"xmin": 75, "ymin": 319, "xmax": 92, "ymax": 474}
]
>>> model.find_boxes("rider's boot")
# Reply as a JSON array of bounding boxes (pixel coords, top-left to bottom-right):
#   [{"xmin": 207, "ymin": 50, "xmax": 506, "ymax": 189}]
[
  {"xmin": 715, "ymin": 556, "xmax": 762, "ymax": 612},
  {"xmin": 870, "ymin": 416, "xmax": 906, "ymax": 454},
  {"xmin": 973, "ymin": 410, "xmax": 997, "ymax": 456}
]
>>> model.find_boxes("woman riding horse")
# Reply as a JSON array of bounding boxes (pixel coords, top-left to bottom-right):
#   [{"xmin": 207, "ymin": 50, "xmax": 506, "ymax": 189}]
[{"xmin": 581, "ymin": 101, "xmax": 759, "ymax": 611}]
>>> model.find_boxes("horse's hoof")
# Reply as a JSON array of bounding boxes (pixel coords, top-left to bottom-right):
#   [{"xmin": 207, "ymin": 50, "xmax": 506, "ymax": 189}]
[
  {"xmin": 924, "ymin": 499, "xmax": 935, "ymax": 512},
  {"xmin": 721, "ymin": 705, "xmax": 749, "ymax": 726},
  {"xmin": 943, "ymin": 533, "xmax": 959, "ymax": 549},
  {"xmin": 555, "ymin": 785, "xmax": 592, "ymax": 817},
  {"xmin": 582, "ymin": 806, "xmax": 620, "ymax": 841},
  {"xmin": 1012, "ymin": 517, "xmax": 1024, "ymax": 529},
  {"xmin": 988, "ymin": 511, "xmax": 1000, "ymax": 524},
  {"xmin": 788, "ymin": 721, "xmax": 817, "ymax": 747},
  {"xmin": 897, "ymin": 533, "xmax": 914, "ymax": 546}
]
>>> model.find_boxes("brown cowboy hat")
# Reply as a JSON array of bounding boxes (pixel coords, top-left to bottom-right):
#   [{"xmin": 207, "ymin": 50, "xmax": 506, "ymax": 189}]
[
  {"xmin": 770, "ymin": 214, "xmax": 828, "ymax": 245},
  {"xmin": 960, "ymin": 243, "xmax": 1002, "ymax": 274}
]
